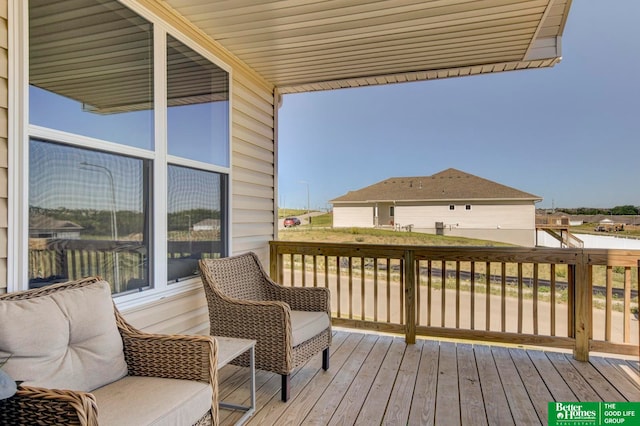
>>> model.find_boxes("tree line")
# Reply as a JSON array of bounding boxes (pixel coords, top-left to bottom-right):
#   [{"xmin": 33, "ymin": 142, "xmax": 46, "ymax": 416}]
[
  {"xmin": 551, "ymin": 205, "xmax": 640, "ymax": 215},
  {"xmin": 30, "ymin": 206, "xmax": 221, "ymax": 238}
]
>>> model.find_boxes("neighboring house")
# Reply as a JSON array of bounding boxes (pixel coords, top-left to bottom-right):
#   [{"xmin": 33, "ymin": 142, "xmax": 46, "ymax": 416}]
[
  {"xmin": 193, "ymin": 219, "xmax": 220, "ymax": 232},
  {"xmin": 0, "ymin": 1, "xmax": 571, "ymax": 335},
  {"xmin": 29, "ymin": 215, "xmax": 83, "ymax": 240},
  {"xmin": 331, "ymin": 169, "xmax": 542, "ymax": 246}
]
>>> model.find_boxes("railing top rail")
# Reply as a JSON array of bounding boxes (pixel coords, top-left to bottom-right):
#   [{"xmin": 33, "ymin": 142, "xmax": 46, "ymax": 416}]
[{"xmin": 271, "ymin": 241, "xmax": 640, "ymax": 265}]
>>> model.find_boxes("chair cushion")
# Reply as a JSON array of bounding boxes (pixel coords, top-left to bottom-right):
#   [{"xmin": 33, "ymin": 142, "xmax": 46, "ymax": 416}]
[
  {"xmin": 0, "ymin": 281, "xmax": 128, "ymax": 391},
  {"xmin": 290, "ymin": 310, "xmax": 330, "ymax": 347},
  {"xmin": 91, "ymin": 376, "xmax": 212, "ymax": 426}
]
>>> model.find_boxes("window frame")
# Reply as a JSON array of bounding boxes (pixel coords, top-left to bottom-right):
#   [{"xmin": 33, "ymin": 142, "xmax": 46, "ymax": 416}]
[{"xmin": 9, "ymin": 0, "xmax": 233, "ymax": 308}]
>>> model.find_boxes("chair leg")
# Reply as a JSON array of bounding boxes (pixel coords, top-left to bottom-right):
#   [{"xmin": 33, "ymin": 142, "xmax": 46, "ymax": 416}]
[
  {"xmin": 281, "ymin": 374, "xmax": 290, "ymax": 402},
  {"xmin": 322, "ymin": 348, "xmax": 330, "ymax": 371}
]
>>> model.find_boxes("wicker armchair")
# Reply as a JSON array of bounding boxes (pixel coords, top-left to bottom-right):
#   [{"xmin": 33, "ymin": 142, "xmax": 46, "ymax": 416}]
[
  {"xmin": 0, "ymin": 277, "xmax": 218, "ymax": 425},
  {"xmin": 199, "ymin": 252, "xmax": 331, "ymax": 402}
]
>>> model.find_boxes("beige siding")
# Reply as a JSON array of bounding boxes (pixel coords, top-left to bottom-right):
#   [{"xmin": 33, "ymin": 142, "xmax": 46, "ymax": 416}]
[
  {"xmin": 396, "ymin": 202, "xmax": 537, "ymax": 246},
  {"xmin": 122, "ymin": 288, "xmax": 210, "ymax": 335},
  {"xmin": 0, "ymin": 0, "xmax": 7, "ymax": 293},
  {"xmin": 396, "ymin": 202, "xmax": 536, "ymax": 231},
  {"xmin": 106, "ymin": 1, "xmax": 275, "ymax": 332},
  {"xmin": 333, "ymin": 205, "xmax": 374, "ymax": 228}
]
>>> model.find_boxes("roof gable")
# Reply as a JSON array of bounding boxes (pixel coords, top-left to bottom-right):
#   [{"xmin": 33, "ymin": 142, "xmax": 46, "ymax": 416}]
[{"xmin": 331, "ymin": 168, "xmax": 541, "ymax": 203}]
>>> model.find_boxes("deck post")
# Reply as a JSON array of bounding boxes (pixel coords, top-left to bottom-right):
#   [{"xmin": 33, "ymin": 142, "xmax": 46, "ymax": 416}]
[
  {"xmin": 269, "ymin": 242, "xmax": 279, "ymax": 281},
  {"xmin": 573, "ymin": 252, "xmax": 591, "ymax": 361},
  {"xmin": 404, "ymin": 249, "xmax": 416, "ymax": 344}
]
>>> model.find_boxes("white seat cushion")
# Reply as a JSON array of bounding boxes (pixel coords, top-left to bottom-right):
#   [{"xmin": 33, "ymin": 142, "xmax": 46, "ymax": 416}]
[
  {"xmin": 0, "ymin": 280, "xmax": 127, "ymax": 391},
  {"xmin": 290, "ymin": 310, "xmax": 330, "ymax": 347},
  {"xmin": 92, "ymin": 376, "xmax": 212, "ymax": 426}
]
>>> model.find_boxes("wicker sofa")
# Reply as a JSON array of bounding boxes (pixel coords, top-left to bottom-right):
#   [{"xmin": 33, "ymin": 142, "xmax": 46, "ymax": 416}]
[
  {"xmin": 0, "ymin": 277, "xmax": 218, "ymax": 425},
  {"xmin": 199, "ymin": 252, "xmax": 331, "ymax": 402}
]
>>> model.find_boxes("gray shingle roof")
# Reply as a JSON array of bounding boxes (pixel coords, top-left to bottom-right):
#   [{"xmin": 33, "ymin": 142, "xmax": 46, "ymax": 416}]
[{"xmin": 331, "ymin": 168, "xmax": 541, "ymax": 203}]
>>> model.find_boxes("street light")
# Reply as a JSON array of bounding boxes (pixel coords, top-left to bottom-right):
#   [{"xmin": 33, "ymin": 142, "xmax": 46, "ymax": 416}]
[
  {"xmin": 79, "ymin": 162, "xmax": 120, "ymax": 290},
  {"xmin": 300, "ymin": 180, "xmax": 310, "ymax": 225}
]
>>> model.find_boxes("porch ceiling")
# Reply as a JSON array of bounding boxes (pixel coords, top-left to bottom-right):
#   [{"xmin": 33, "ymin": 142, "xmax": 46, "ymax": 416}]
[{"xmin": 164, "ymin": 0, "xmax": 572, "ymax": 94}]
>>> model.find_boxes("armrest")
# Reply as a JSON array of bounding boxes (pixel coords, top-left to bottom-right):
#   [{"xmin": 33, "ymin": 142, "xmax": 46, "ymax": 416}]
[
  {"xmin": 268, "ymin": 282, "xmax": 331, "ymax": 313},
  {"xmin": 119, "ymin": 330, "xmax": 218, "ymax": 384},
  {"xmin": 207, "ymin": 297, "xmax": 293, "ymax": 341},
  {"xmin": 0, "ymin": 385, "xmax": 98, "ymax": 426}
]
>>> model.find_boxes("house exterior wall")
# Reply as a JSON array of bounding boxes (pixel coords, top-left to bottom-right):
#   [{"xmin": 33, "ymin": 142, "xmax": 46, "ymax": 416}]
[
  {"xmin": 4, "ymin": 1, "xmax": 276, "ymax": 333},
  {"xmin": 335, "ymin": 201, "xmax": 537, "ymax": 246},
  {"xmin": 120, "ymin": 1, "xmax": 276, "ymax": 333},
  {"xmin": 395, "ymin": 202, "xmax": 537, "ymax": 246},
  {"xmin": 333, "ymin": 205, "xmax": 374, "ymax": 228}
]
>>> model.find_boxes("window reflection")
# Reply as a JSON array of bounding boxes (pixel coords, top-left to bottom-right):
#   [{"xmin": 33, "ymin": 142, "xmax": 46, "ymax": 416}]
[
  {"xmin": 28, "ymin": 140, "xmax": 151, "ymax": 293},
  {"xmin": 29, "ymin": 0, "xmax": 154, "ymax": 149},
  {"xmin": 167, "ymin": 165, "xmax": 226, "ymax": 282},
  {"xmin": 167, "ymin": 35, "xmax": 229, "ymax": 166}
]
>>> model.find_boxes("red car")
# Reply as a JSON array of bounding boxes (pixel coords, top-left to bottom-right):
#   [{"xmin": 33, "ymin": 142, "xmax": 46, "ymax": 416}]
[{"xmin": 283, "ymin": 217, "xmax": 301, "ymax": 227}]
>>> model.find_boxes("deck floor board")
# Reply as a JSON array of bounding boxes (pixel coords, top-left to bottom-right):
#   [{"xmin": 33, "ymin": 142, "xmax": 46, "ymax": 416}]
[{"xmin": 216, "ymin": 330, "xmax": 639, "ymax": 425}]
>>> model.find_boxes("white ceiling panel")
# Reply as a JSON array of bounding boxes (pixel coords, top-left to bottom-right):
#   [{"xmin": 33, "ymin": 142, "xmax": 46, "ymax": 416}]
[{"xmin": 163, "ymin": 0, "xmax": 572, "ymax": 93}]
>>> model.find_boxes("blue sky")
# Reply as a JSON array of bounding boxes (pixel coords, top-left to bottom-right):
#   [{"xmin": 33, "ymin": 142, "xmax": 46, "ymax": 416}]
[{"xmin": 278, "ymin": 1, "xmax": 640, "ymax": 211}]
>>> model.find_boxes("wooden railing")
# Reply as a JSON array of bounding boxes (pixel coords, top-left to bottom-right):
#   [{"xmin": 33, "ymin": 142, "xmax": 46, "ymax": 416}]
[{"xmin": 269, "ymin": 241, "xmax": 640, "ymax": 360}]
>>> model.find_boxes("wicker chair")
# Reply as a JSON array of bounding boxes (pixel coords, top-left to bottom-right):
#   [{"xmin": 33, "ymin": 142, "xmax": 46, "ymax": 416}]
[
  {"xmin": 199, "ymin": 252, "xmax": 331, "ymax": 402},
  {"xmin": 0, "ymin": 277, "xmax": 218, "ymax": 425}
]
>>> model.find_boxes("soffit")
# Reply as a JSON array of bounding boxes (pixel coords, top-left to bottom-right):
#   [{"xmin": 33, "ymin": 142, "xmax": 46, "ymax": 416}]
[{"xmin": 163, "ymin": 0, "xmax": 572, "ymax": 94}]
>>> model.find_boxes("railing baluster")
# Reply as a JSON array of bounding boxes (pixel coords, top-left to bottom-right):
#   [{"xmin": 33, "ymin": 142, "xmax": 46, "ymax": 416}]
[
  {"xmin": 301, "ymin": 254, "xmax": 306, "ymax": 287},
  {"xmin": 374, "ymin": 258, "xmax": 379, "ymax": 322},
  {"xmin": 455, "ymin": 261, "xmax": 461, "ymax": 329},
  {"xmin": 290, "ymin": 253, "xmax": 295, "ymax": 286},
  {"xmin": 416, "ymin": 260, "xmax": 421, "ymax": 326},
  {"xmin": 485, "ymin": 261, "xmax": 491, "ymax": 331},
  {"xmin": 470, "ymin": 261, "xmax": 475, "ymax": 330},
  {"xmin": 336, "ymin": 256, "xmax": 341, "ymax": 318},
  {"xmin": 550, "ymin": 264, "xmax": 556, "ymax": 337},
  {"xmin": 427, "ymin": 260, "xmax": 432, "ymax": 327},
  {"xmin": 386, "ymin": 258, "xmax": 391, "ymax": 324},
  {"xmin": 313, "ymin": 255, "xmax": 318, "ymax": 287},
  {"xmin": 533, "ymin": 263, "xmax": 539, "ymax": 335},
  {"xmin": 624, "ymin": 267, "xmax": 631, "ymax": 343},
  {"xmin": 441, "ymin": 260, "xmax": 446, "ymax": 328},
  {"xmin": 605, "ymin": 266, "xmax": 613, "ymax": 342},
  {"xmin": 361, "ymin": 257, "xmax": 365, "ymax": 321},
  {"xmin": 500, "ymin": 263, "xmax": 506, "ymax": 333},
  {"xmin": 517, "ymin": 263, "xmax": 523, "ymax": 334},
  {"xmin": 399, "ymin": 258, "xmax": 404, "ymax": 325},
  {"xmin": 405, "ymin": 249, "xmax": 416, "ymax": 344},
  {"xmin": 348, "ymin": 257, "xmax": 353, "ymax": 320}
]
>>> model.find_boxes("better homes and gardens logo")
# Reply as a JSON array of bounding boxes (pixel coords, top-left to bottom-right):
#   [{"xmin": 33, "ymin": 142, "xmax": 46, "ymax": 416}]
[{"xmin": 549, "ymin": 402, "xmax": 639, "ymax": 426}]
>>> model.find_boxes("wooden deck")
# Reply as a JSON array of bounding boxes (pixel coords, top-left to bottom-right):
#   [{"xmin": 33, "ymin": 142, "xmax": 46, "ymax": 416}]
[{"xmin": 219, "ymin": 330, "xmax": 640, "ymax": 425}]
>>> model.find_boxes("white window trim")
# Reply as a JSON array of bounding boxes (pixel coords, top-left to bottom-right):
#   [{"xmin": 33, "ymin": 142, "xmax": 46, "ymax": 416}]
[{"xmin": 8, "ymin": 0, "xmax": 234, "ymax": 307}]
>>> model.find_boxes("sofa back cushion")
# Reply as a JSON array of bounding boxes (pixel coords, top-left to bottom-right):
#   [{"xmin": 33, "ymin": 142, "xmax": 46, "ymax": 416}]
[{"xmin": 0, "ymin": 280, "xmax": 128, "ymax": 391}]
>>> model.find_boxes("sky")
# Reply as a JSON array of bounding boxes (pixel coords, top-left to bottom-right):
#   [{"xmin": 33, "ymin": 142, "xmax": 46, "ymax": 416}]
[{"xmin": 277, "ymin": 1, "xmax": 640, "ymax": 212}]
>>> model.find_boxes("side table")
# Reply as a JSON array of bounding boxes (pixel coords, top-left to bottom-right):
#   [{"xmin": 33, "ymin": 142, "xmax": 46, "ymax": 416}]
[{"xmin": 216, "ymin": 336, "xmax": 256, "ymax": 425}]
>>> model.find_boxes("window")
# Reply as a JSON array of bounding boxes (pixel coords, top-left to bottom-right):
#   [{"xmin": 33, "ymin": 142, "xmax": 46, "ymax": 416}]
[
  {"xmin": 29, "ymin": 140, "xmax": 151, "ymax": 293},
  {"xmin": 449, "ymin": 205, "xmax": 455, "ymax": 210},
  {"xmin": 21, "ymin": 0, "xmax": 230, "ymax": 296},
  {"xmin": 167, "ymin": 165, "xmax": 227, "ymax": 282},
  {"xmin": 389, "ymin": 206, "xmax": 395, "ymax": 217},
  {"xmin": 466, "ymin": 204, "xmax": 472, "ymax": 210}
]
